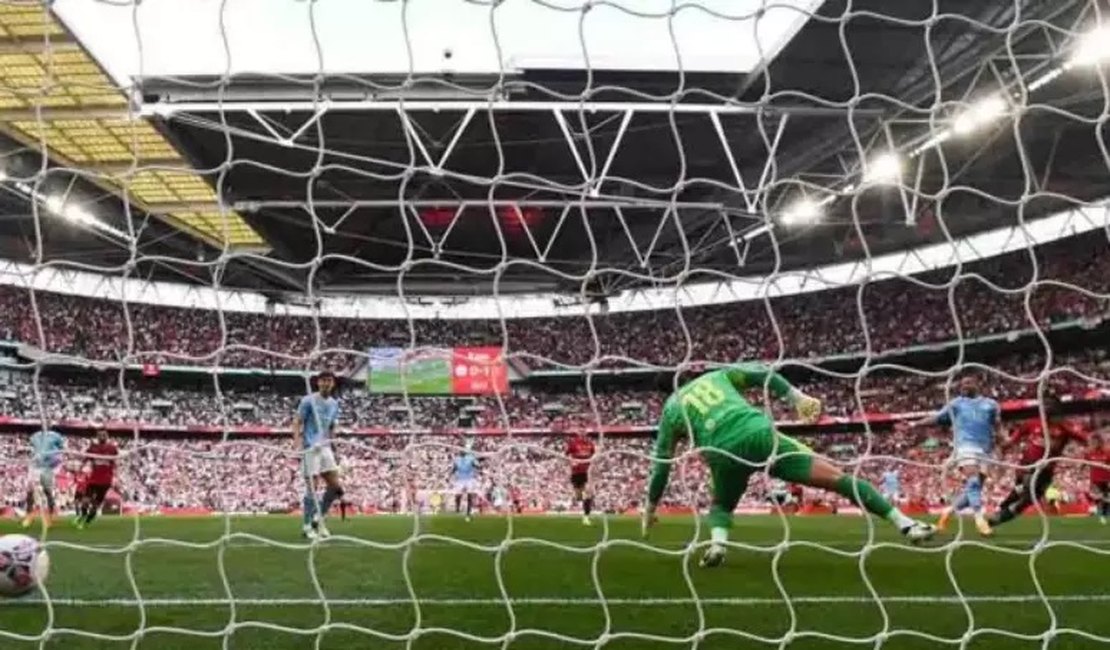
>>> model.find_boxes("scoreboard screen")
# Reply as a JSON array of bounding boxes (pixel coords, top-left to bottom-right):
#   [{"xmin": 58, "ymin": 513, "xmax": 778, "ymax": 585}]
[{"xmin": 368, "ymin": 346, "xmax": 507, "ymax": 395}]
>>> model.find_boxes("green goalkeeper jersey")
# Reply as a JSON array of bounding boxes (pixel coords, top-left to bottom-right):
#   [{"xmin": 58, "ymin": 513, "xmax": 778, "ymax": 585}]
[{"xmin": 647, "ymin": 363, "xmax": 796, "ymax": 504}]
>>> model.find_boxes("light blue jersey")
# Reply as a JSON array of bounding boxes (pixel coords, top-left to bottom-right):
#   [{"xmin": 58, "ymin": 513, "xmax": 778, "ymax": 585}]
[
  {"xmin": 297, "ymin": 393, "xmax": 339, "ymax": 449},
  {"xmin": 29, "ymin": 429, "xmax": 64, "ymax": 469},
  {"xmin": 453, "ymin": 454, "xmax": 479, "ymax": 481},
  {"xmin": 937, "ymin": 395, "xmax": 999, "ymax": 452},
  {"xmin": 881, "ymin": 470, "xmax": 900, "ymax": 494}
]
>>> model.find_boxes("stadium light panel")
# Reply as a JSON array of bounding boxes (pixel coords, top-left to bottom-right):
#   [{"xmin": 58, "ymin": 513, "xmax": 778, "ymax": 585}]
[
  {"xmin": 1070, "ymin": 24, "xmax": 1110, "ymax": 66},
  {"xmin": 863, "ymin": 152, "xmax": 902, "ymax": 184},
  {"xmin": 781, "ymin": 198, "xmax": 823, "ymax": 225},
  {"xmin": 952, "ymin": 95, "xmax": 1007, "ymax": 135}
]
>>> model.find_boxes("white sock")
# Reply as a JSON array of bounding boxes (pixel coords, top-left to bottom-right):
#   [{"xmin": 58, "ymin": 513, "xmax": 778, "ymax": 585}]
[
  {"xmin": 885, "ymin": 508, "xmax": 915, "ymax": 530},
  {"xmin": 710, "ymin": 527, "xmax": 728, "ymax": 546}
]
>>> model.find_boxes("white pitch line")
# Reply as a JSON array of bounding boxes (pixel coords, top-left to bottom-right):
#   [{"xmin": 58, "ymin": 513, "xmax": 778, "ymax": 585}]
[
  {"xmin": 64, "ymin": 538, "xmax": 1110, "ymax": 551},
  {"xmin": 4, "ymin": 594, "xmax": 1110, "ymax": 608}
]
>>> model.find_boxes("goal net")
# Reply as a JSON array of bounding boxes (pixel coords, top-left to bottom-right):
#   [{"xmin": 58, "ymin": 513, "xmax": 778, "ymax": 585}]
[{"xmin": 1, "ymin": 0, "xmax": 1109, "ymax": 649}]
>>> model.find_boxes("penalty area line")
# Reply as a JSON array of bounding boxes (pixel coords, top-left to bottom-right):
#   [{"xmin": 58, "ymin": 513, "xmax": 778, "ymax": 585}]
[{"xmin": 5, "ymin": 594, "xmax": 1110, "ymax": 607}]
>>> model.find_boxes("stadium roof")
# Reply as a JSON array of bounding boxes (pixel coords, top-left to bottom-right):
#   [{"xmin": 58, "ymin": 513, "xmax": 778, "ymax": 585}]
[
  {"xmin": 0, "ymin": 3, "xmax": 266, "ymax": 257},
  {"xmin": 1, "ymin": 0, "xmax": 1107, "ymax": 299}
]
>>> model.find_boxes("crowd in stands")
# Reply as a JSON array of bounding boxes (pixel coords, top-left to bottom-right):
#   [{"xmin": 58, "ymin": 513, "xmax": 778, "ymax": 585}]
[
  {"xmin": 0, "ymin": 234, "xmax": 1106, "ymax": 371},
  {"xmin": 1, "ymin": 348, "xmax": 1105, "ymax": 431}
]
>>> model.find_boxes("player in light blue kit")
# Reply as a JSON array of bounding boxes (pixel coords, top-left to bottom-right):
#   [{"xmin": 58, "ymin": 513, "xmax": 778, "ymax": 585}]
[
  {"xmin": 880, "ymin": 468, "xmax": 901, "ymax": 503},
  {"xmin": 292, "ymin": 371, "xmax": 343, "ymax": 541},
  {"xmin": 903, "ymin": 374, "xmax": 1000, "ymax": 536},
  {"xmin": 451, "ymin": 444, "xmax": 480, "ymax": 521},
  {"xmin": 22, "ymin": 426, "xmax": 65, "ymax": 530}
]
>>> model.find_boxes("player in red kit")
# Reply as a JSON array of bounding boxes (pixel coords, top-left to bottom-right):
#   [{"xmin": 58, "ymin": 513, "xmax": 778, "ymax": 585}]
[
  {"xmin": 566, "ymin": 432, "xmax": 595, "ymax": 525},
  {"xmin": 77, "ymin": 428, "xmax": 118, "ymax": 529},
  {"xmin": 988, "ymin": 396, "xmax": 1087, "ymax": 529},
  {"xmin": 1085, "ymin": 432, "xmax": 1109, "ymax": 524},
  {"xmin": 72, "ymin": 465, "xmax": 91, "ymax": 522}
]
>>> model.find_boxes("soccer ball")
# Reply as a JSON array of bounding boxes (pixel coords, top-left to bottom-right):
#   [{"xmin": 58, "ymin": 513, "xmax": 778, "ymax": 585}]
[{"xmin": 0, "ymin": 534, "xmax": 49, "ymax": 597}]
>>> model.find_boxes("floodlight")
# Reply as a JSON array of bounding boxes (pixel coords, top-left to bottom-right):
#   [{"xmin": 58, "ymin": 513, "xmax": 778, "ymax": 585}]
[
  {"xmin": 1071, "ymin": 25, "xmax": 1110, "ymax": 66},
  {"xmin": 63, "ymin": 205, "xmax": 95, "ymax": 224},
  {"xmin": 863, "ymin": 152, "xmax": 902, "ymax": 184},
  {"xmin": 781, "ymin": 198, "xmax": 823, "ymax": 225},
  {"xmin": 44, "ymin": 195, "xmax": 64, "ymax": 215},
  {"xmin": 953, "ymin": 95, "xmax": 1007, "ymax": 135}
]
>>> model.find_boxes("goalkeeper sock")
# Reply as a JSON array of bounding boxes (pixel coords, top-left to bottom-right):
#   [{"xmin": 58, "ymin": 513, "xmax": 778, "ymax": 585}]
[
  {"xmin": 583, "ymin": 497, "xmax": 593, "ymax": 516},
  {"xmin": 455, "ymin": 494, "xmax": 462, "ymax": 513},
  {"xmin": 992, "ymin": 502, "xmax": 1020, "ymax": 527},
  {"xmin": 302, "ymin": 492, "xmax": 317, "ymax": 528},
  {"xmin": 710, "ymin": 527, "xmax": 728, "ymax": 545},
  {"xmin": 45, "ymin": 491, "xmax": 56, "ymax": 515},
  {"xmin": 833, "ymin": 476, "xmax": 895, "ymax": 520},
  {"xmin": 466, "ymin": 493, "xmax": 474, "ymax": 517},
  {"xmin": 24, "ymin": 490, "xmax": 34, "ymax": 514}
]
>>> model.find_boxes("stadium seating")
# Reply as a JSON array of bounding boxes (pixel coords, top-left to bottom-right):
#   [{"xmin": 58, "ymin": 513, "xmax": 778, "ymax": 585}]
[
  {"xmin": 0, "ymin": 234, "xmax": 1106, "ymax": 516},
  {"xmin": 0, "ymin": 235, "xmax": 1106, "ymax": 370}
]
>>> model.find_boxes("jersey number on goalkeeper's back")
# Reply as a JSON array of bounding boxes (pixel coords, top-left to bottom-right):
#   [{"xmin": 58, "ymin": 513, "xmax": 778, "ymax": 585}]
[{"xmin": 681, "ymin": 378, "xmax": 726, "ymax": 415}]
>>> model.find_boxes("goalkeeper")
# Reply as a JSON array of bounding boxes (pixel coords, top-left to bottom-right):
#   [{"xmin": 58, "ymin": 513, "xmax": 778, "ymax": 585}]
[{"xmin": 643, "ymin": 363, "xmax": 936, "ymax": 567}]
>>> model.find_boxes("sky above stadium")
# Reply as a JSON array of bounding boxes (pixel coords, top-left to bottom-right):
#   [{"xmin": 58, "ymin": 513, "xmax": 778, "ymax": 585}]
[{"xmin": 54, "ymin": 0, "xmax": 821, "ymax": 85}]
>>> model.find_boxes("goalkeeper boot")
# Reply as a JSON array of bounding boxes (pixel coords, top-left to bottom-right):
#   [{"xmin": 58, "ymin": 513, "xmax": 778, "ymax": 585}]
[
  {"xmin": 301, "ymin": 524, "xmax": 318, "ymax": 541},
  {"xmin": 699, "ymin": 545, "xmax": 726, "ymax": 568},
  {"xmin": 19, "ymin": 515, "xmax": 33, "ymax": 529},
  {"xmin": 901, "ymin": 521, "xmax": 937, "ymax": 545},
  {"xmin": 582, "ymin": 515, "xmax": 592, "ymax": 526}
]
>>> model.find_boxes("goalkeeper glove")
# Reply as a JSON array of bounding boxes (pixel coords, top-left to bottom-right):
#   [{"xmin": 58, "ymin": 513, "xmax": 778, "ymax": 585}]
[{"xmin": 794, "ymin": 393, "xmax": 822, "ymax": 424}]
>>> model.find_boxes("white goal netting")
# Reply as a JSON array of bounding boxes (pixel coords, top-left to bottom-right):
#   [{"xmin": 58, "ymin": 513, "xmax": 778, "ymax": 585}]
[{"xmin": 1, "ymin": 1, "xmax": 1110, "ymax": 649}]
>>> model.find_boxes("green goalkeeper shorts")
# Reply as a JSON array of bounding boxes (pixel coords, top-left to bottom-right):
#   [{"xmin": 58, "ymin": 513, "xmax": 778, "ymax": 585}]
[{"xmin": 701, "ymin": 415, "xmax": 815, "ymax": 488}]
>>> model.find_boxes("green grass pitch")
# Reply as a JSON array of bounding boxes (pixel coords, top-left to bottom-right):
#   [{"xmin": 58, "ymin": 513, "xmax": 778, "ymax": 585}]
[{"xmin": 2, "ymin": 514, "xmax": 1109, "ymax": 649}]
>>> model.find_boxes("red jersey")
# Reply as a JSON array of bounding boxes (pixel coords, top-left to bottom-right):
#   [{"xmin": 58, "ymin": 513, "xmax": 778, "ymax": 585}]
[
  {"xmin": 1009, "ymin": 418, "xmax": 1087, "ymax": 466},
  {"xmin": 86, "ymin": 441, "xmax": 119, "ymax": 486},
  {"xmin": 567, "ymin": 436, "xmax": 595, "ymax": 474},
  {"xmin": 74, "ymin": 472, "xmax": 89, "ymax": 494},
  {"xmin": 1086, "ymin": 447, "xmax": 1110, "ymax": 483}
]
